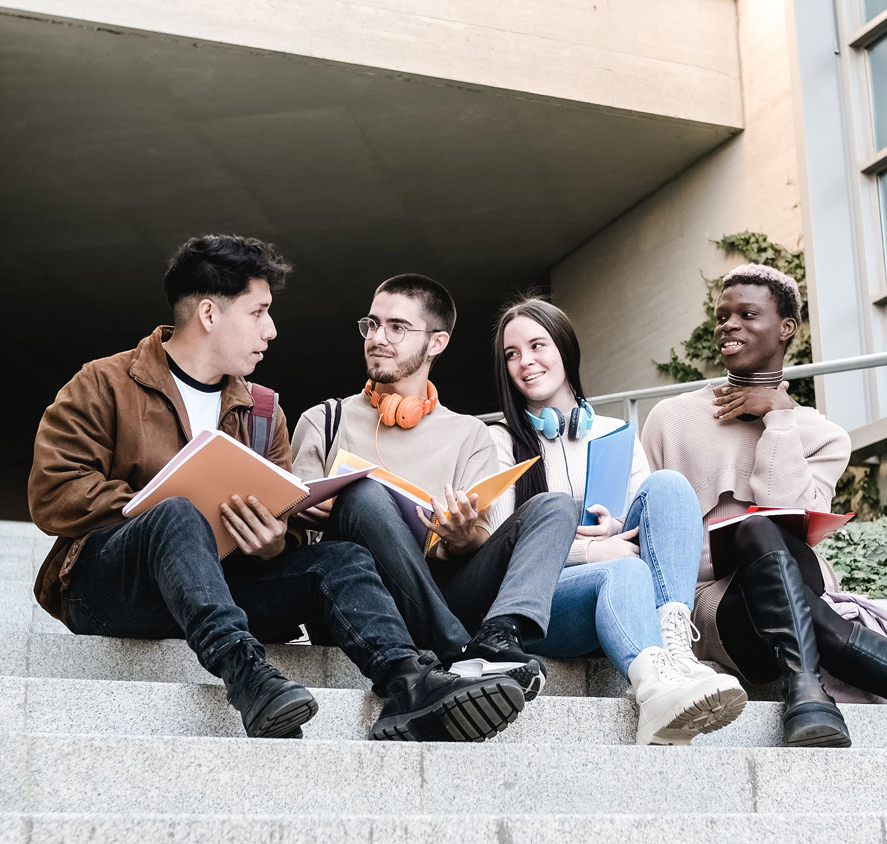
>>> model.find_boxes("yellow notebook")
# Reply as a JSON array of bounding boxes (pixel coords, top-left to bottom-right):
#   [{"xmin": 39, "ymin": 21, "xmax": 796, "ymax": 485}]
[{"xmin": 330, "ymin": 449, "xmax": 539, "ymax": 553}]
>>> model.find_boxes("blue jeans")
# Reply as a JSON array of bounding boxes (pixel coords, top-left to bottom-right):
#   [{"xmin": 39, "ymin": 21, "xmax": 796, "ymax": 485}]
[
  {"xmin": 327, "ymin": 481, "xmax": 576, "ymax": 663},
  {"xmin": 527, "ymin": 470, "xmax": 703, "ymax": 675},
  {"xmin": 61, "ymin": 497, "xmax": 417, "ymax": 686}
]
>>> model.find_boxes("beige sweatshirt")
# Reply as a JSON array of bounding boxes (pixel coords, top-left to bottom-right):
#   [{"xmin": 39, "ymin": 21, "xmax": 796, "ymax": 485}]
[
  {"xmin": 641, "ymin": 384, "xmax": 850, "ymax": 669},
  {"xmin": 291, "ymin": 391, "xmax": 501, "ymax": 548},
  {"xmin": 487, "ymin": 414, "xmax": 650, "ymax": 564}
]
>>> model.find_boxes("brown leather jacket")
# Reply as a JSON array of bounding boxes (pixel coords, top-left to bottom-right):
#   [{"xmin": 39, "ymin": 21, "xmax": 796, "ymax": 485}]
[{"xmin": 28, "ymin": 326, "xmax": 293, "ymax": 621}]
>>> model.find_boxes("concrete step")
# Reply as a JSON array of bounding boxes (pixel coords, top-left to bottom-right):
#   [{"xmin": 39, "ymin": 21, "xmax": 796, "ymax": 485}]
[
  {"xmin": 0, "ymin": 555, "xmax": 38, "ymax": 584},
  {"xmin": 4, "ymin": 735, "xmax": 887, "ymax": 816},
  {"xmin": 3, "ymin": 675, "xmax": 887, "ymax": 747},
  {"xmin": 0, "ymin": 601, "xmax": 69, "ymax": 635},
  {"xmin": 2, "ymin": 582, "xmax": 38, "ymax": 600},
  {"xmin": 2, "ymin": 629, "xmax": 787, "ymax": 700},
  {"xmin": 0, "ymin": 519, "xmax": 55, "ymax": 548},
  {"xmin": 2, "ymin": 812, "xmax": 885, "ymax": 844},
  {"xmin": 0, "ymin": 522, "xmax": 54, "ymax": 578}
]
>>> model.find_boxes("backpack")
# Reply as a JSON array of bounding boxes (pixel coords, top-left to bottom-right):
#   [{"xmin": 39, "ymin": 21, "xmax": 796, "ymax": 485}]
[
  {"xmin": 246, "ymin": 382, "xmax": 279, "ymax": 459},
  {"xmin": 322, "ymin": 398, "xmax": 343, "ymax": 462}
]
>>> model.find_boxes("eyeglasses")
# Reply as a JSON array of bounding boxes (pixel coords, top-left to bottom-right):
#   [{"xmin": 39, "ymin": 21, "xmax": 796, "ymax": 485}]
[{"xmin": 357, "ymin": 317, "xmax": 442, "ymax": 345}]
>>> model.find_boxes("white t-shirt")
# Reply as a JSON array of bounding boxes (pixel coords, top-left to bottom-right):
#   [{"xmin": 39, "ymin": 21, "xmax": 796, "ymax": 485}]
[{"xmin": 166, "ymin": 355, "xmax": 222, "ymax": 436}]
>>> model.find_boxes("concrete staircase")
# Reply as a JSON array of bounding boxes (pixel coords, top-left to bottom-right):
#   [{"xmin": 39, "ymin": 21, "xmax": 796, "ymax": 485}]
[{"xmin": 3, "ymin": 519, "xmax": 887, "ymax": 843}]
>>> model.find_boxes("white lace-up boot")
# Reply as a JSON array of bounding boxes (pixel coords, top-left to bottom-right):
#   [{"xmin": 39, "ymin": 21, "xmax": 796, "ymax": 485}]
[
  {"xmin": 627, "ymin": 646, "xmax": 748, "ymax": 745},
  {"xmin": 658, "ymin": 602, "xmax": 743, "ymax": 689}
]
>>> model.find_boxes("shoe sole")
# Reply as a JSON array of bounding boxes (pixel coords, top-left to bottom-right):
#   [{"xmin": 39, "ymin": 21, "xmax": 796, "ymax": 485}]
[
  {"xmin": 642, "ymin": 685, "xmax": 749, "ymax": 746},
  {"xmin": 371, "ymin": 678, "xmax": 524, "ymax": 742},
  {"xmin": 507, "ymin": 662, "xmax": 545, "ymax": 702},
  {"xmin": 449, "ymin": 658, "xmax": 546, "ymax": 702},
  {"xmin": 786, "ymin": 723, "xmax": 852, "ymax": 747},
  {"xmin": 784, "ymin": 708, "xmax": 852, "ymax": 748},
  {"xmin": 246, "ymin": 687, "xmax": 319, "ymax": 739}
]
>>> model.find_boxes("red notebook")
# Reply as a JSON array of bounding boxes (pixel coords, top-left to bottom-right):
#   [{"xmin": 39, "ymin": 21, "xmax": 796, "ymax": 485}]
[{"xmin": 708, "ymin": 507, "xmax": 854, "ymax": 579}]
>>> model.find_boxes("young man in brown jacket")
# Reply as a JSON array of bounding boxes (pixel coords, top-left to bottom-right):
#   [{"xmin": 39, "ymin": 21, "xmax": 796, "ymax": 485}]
[{"xmin": 28, "ymin": 234, "xmax": 525, "ymax": 742}]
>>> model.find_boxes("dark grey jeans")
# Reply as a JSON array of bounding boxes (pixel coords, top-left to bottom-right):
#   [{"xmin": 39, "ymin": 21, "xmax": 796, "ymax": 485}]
[{"xmin": 326, "ymin": 480, "xmax": 576, "ymax": 663}]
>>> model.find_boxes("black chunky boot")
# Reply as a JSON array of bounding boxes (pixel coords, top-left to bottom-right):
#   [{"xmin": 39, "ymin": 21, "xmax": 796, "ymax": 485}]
[
  {"xmin": 371, "ymin": 652, "xmax": 524, "ymax": 742},
  {"xmin": 737, "ymin": 551, "xmax": 851, "ymax": 747},
  {"xmin": 217, "ymin": 638, "xmax": 318, "ymax": 738}
]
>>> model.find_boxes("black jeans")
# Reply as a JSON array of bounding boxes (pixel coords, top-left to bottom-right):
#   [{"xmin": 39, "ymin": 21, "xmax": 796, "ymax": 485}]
[
  {"xmin": 61, "ymin": 497, "xmax": 417, "ymax": 686},
  {"xmin": 326, "ymin": 480, "xmax": 576, "ymax": 663}
]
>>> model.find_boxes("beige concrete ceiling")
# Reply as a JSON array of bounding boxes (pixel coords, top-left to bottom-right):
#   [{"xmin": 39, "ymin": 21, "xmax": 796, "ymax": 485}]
[{"xmin": 0, "ymin": 9, "xmax": 737, "ymax": 517}]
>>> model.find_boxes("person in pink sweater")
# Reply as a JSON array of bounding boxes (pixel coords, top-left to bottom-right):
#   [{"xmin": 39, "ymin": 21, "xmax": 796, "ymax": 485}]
[{"xmin": 642, "ymin": 263, "xmax": 887, "ymax": 747}]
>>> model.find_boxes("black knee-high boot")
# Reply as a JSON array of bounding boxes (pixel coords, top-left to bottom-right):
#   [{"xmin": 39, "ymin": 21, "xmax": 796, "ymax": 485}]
[
  {"xmin": 737, "ymin": 551, "xmax": 851, "ymax": 747},
  {"xmin": 842, "ymin": 626, "xmax": 887, "ymax": 698},
  {"xmin": 804, "ymin": 586, "xmax": 887, "ymax": 699}
]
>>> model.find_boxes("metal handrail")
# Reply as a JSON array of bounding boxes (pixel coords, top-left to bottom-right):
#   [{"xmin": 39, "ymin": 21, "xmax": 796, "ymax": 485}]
[{"xmin": 477, "ymin": 350, "xmax": 887, "ymax": 427}]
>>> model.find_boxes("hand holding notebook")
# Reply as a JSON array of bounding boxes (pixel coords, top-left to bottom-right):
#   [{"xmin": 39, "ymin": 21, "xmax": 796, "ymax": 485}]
[
  {"xmin": 330, "ymin": 449, "xmax": 539, "ymax": 553},
  {"xmin": 123, "ymin": 430, "xmax": 374, "ymax": 559}
]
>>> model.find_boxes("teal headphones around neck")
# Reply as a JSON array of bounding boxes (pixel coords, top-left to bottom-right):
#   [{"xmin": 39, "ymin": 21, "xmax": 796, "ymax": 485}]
[{"xmin": 526, "ymin": 399, "xmax": 595, "ymax": 440}]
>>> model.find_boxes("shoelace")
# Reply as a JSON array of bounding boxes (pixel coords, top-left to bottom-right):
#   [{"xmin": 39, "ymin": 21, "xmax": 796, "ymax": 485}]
[
  {"xmin": 417, "ymin": 650, "xmax": 458, "ymax": 680},
  {"xmin": 651, "ymin": 648, "xmax": 692, "ymax": 684},
  {"xmin": 474, "ymin": 622, "xmax": 520, "ymax": 653},
  {"xmin": 660, "ymin": 606, "xmax": 700, "ymax": 668},
  {"xmin": 239, "ymin": 653, "xmax": 285, "ymax": 696}
]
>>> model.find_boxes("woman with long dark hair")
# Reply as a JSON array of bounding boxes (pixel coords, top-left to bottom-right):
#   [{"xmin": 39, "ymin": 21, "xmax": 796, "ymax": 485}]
[
  {"xmin": 489, "ymin": 297, "xmax": 747, "ymax": 745},
  {"xmin": 643, "ymin": 263, "xmax": 887, "ymax": 747}
]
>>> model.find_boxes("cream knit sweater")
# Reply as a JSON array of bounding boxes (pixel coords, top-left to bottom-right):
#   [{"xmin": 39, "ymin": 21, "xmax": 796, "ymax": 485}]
[
  {"xmin": 488, "ymin": 414, "xmax": 650, "ymax": 564},
  {"xmin": 291, "ymin": 392, "xmax": 501, "ymax": 549},
  {"xmin": 641, "ymin": 384, "xmax": 850, "ymax": 669}
]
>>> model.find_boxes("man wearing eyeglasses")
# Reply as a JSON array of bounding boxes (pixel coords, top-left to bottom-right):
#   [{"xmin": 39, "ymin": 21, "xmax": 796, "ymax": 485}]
[
  {"xmin": 291, "ymin": 274, "xmax": 576, "ymax": 700},
  {"xmin": 30, "ymin": 241, "xmax": 527, "ymax": 745}
]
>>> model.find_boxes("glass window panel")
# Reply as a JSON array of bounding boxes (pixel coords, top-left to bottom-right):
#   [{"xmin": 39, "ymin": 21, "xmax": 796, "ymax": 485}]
[
  {"xmin": 879, "ymin": 171, "xmax": 887, "ymax": 277},
  {"xmin": 865, "ymin": 0, "xmax": 887, "ymax": 22},
  {"xmin": 871, "ymin": 36, "xmax": 887, "ymax": 150}
]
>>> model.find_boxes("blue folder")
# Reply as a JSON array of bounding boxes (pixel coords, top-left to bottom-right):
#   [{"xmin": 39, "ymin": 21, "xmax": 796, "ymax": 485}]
[{"xmin": 580, "ymin": 421, "xmax": 636, "ymax": 526}]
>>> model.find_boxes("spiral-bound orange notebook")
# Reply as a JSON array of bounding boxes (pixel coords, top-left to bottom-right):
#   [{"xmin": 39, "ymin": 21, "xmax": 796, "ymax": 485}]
[{"xmin": 123, "ymin": 430, "xmax": 372, "ymax": 559}]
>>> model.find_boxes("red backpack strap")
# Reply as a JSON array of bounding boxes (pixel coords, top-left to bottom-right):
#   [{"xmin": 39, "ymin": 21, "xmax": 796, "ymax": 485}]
[{"xmin": 247, "ymin": 382, "xmax": 279, "ymax": 459}]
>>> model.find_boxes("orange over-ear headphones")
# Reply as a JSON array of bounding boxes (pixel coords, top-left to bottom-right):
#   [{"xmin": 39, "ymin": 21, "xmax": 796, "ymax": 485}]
[{"xmin": 364, "ymin": 380, "xmax": 438, "ymax": 429}]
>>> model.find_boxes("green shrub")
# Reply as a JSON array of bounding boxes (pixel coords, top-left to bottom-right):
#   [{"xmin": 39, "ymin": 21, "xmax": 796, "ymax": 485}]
[
  {"xmin": 819, "ymin": 519, "xmax": 887, "ymax": 598},
  {"xmin": 831, "ymin": 464, "xmax": 885, "ymax": 522}
]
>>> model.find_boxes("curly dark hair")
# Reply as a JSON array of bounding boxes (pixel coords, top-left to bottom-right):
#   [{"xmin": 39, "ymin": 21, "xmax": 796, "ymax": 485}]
[{"xmin": 164, "ymin": 234, "xmax": 292, "ymax": 322}]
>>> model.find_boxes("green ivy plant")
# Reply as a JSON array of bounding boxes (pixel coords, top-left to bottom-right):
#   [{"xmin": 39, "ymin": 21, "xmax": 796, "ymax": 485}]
[
  {"xmin": 819, "ymin": 521, "xmax": 887, "ymax": 598},
  {"xmin": 831, "ymin": 465, "xmax": 885, "ymax": 521},
  {"xmin": 653, "ymin": 231, "xmax": 814, "ymax": 406}
]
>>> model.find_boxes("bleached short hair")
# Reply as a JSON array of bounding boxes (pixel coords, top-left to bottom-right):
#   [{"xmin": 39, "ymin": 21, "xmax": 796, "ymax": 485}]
[{"xmin": 722, "ymin": 263, "xmax": 801, "ymax": 322}]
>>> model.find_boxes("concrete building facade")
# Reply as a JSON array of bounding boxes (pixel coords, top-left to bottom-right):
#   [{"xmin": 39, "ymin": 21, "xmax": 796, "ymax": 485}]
[{"xmin": 1, "ymin": 0, "xmax": 885, "ymax": 516}]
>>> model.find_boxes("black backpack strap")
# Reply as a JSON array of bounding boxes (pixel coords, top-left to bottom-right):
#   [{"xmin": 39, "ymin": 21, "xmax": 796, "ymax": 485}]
[
  {"xmin": 247, "ymin": 382, "xmax": 279, "ymax": 459},
  {"xmin": 323, "ymin": 398, "xmax": 343, "ymax": 461}
]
